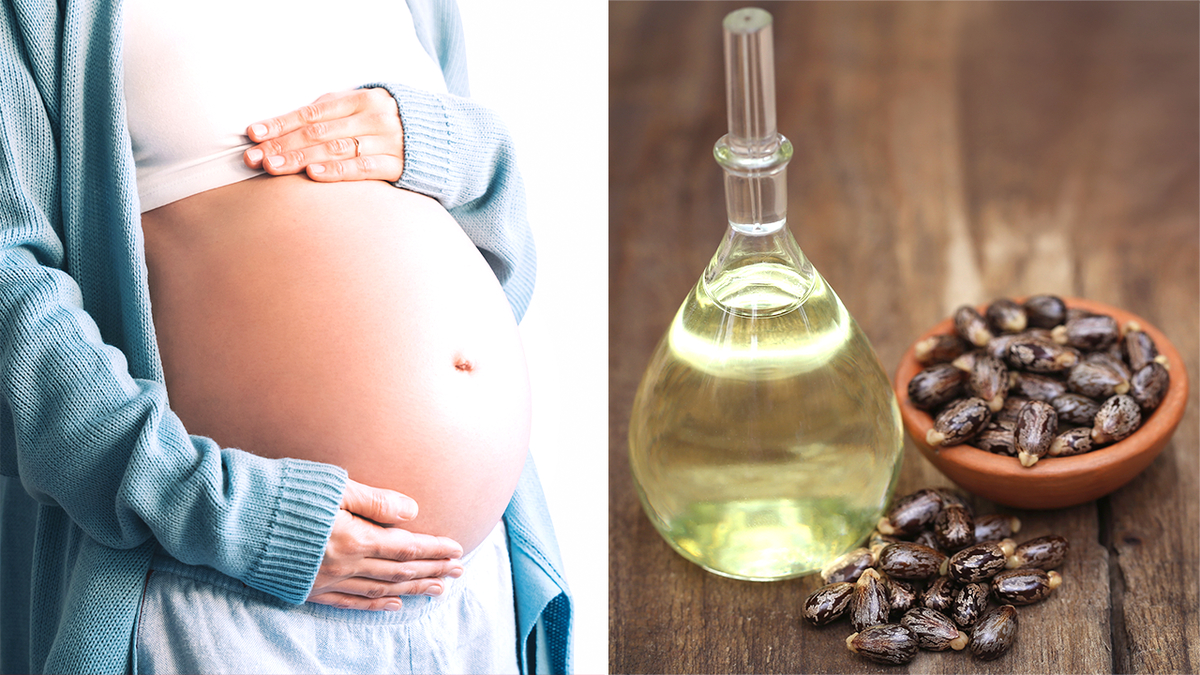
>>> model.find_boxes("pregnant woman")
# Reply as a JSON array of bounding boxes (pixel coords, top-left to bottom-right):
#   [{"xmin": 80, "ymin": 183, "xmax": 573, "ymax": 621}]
[{"xmin": 0, "ymin": 0, "xmax": 570, "ymax": 673}]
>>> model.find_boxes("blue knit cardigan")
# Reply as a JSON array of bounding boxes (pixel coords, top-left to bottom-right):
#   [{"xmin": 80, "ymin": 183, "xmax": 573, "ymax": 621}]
[{"xmin": 0, "ymin": 0, "xmax": 570, "ymax": 672}]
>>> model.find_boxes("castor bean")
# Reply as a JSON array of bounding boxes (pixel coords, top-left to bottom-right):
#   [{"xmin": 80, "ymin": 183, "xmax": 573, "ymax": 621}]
[
  {"xmin": 803, "ymin": 581, "xmax": 855, "ymax": 626},
  {"xmin": 881, "ymin": 573, "xmax": 919, "ymax": 617},
  {"xmin": 1085, "ymin": 350, "xmax": 1131, "ymax": 381},
  {"xmin": 846, "ymin": 624, "xmax": 919, "ymax": 665},
  {"xmin": 921, "ymin": 575, "xmax": 956, "ymax": 612},
  {"xmin": 876, "ymin": 488, "xmax": 944, "ymax": 536},
  {"xmin": 972, "ymin": 420, "xmax": 1016, "ymax": 456},
  {"xmin": 1006, "ymin": 336, "xmax": 1078, "ymax": 373},
  {"xmin": 1023, "ymin": 295, "xmax": 1066, "ymax": 329},
  {"xmin": 914, "ymin": 333, "xmax": 971, "ymax": 366},
  {"xmin": 934, "ymin": 504, "xmax": 975, "ymax": 551},
  {"xmin": 974, "ymin": 514, "xmax": 1021, "ymax": 542},
  {"xmin": 901, "ymin": 607, "xmax": 969, "ymax": 651},
  {"xmin": 1014, "ymin": 400, "xmax": 1057, "ymax": 467},
  {"xmin": 1006, "ymin": 534, "xmax": 1070, "ymax": 570},
  {"xmin": 951, "ymin": 582, "xmax": 990, "ymax": 628},
  {"xmin": 1092, "ymin": 394, "xmax": 1141, "ymax": 445},
  {"xmin": 1008, "ymin": 372, "xmax": 1068, "ymax": 402},
  {"xmin": 1122, "ymin": 324, "xmax": 1163, "ymax": 371},
  {"xmin": 1067, "ymin": 360, "xmax": 1129, "ymax": 399},
  {"xmin": 954, "ymin": 305, "xmax": 994, "ymax": 348},
  {"xmin": 926, "ymin": 397, "xmax": 991, "ymax": 448},
  {"xmin": 943, "ymin": 541, "xmax": 1014, "ymax": 583},
  {"xmin": 1129, "ymin": 362, "xmax": 1169, "ymax": 410},
  {"xmin": 986, "ymin": 298, "xmax": 1028, "ymax": 334},
  {"xmin": 1048, "ymin": 427, "xmax": 1094, "ymax": 457},
  {"xmin": 850, "ymin": 568, "xmax": 891, "ymax": 632},
  {"xmin": 985, "ymin": 332, "xmax": 1024, "ymax": 361},
  {"xmin": 1051, "ymin": 393, "xmax": 1102, "ymax": 427},
  {"xmin": 821, "ymin": 547, "xmax": 874, "ymax": 585},
  {"xmin": 991, "ymin": 568, "xmax": 1062, "ymax": 606},
  {"xmin": 970, "ymin": 605, "xmax": 1018, "ymax": 661},
  {"xmin": 868, "ymin": 530, "xmax": 902, "ymax": 560},
  {"xmin": 1052, "ymin": 313, "xmax": 1120, "ymax": 351},
  {"xmin": 968, "ymin": 354, "xmax": 1009, "ymax": 412},
  {"xmin": 932, "ymin": 488, "xmax": 974, "ymax": 515},
  {"xmin": 995, "ymin": 395, "xmax": 1031, "ymax": 423},
  {"xmin": 913, "ymin": 529, "xmax": 943, "ymax": 552},
  {"xmin": 877, "ymin": 542, "xmax": 947, "ymax": 580},
  {"xmin": 908, "ymin": 363, "xmax": 966, "ymax": 411}
]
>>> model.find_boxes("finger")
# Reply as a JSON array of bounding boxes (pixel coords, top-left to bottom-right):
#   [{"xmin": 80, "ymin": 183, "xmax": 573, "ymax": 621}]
[
  {"xmin": 307, "ymin": 152, "xmax": 403, "ymax": 183},
  {"xmin": 246, "ymin": 90, "xmax": 363, "ymax": 143},
  {"xmin": 369, "ymin": 528, "xmax": 464, "ymax": 562},
  {"xmin": 307, "ymin": 592, "xmax": 405, "ymax": 612},
  {"xmin": 341, "ymin": 479, "xmax": 417, "ymax": 525},
  {"xmin": 248, "ymin": 117, "xmax": 364, "ymax": 174},
  {"xmin": 337, "ymin": 557, "xmax": 464, "ymax": 585},
  {"xmin": 313, "ymin": 576, "xmax": 450, "ymax": 603}
]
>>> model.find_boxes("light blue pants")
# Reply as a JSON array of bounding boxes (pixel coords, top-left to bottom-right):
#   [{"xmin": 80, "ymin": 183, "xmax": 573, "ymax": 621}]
[{"xmin": 135, "ymin": 522, "xmax": 519, "ymax": 674}]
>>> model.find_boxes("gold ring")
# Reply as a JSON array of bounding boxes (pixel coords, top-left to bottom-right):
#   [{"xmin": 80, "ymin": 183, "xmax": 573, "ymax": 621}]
[{"xmin": 352, "ymin": 137, "xmax": 362, "ymax": 157}]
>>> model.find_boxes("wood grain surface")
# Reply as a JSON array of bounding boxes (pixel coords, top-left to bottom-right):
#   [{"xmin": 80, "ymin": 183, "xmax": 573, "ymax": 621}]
[{"xmin": 608, "ymin": 2, "xmax": 1199, "ymax": 673}]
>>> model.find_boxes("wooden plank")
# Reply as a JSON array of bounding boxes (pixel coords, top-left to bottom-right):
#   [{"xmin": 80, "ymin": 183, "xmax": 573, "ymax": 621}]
[{"xmin": 610, "ymin": 1, "xmax": 1198, "ymax": 673}]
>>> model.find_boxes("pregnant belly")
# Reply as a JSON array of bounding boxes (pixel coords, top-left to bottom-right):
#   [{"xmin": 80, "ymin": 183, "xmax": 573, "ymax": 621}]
[{"xmin": 141, "ymin": 175, "xmax": 531, "ymax": 554}]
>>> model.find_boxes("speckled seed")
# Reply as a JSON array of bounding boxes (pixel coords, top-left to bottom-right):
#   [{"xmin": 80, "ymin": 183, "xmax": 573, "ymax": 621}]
[
  {"xmin": 850, "ymin": 569, "xmax": 891, "ymax": 632},
  {"xmin": 1051, "ymin": 393, "xmax": 1103, "ymax": 427},
  {"xmin": 821, "ymin": 547, "xmax": 875, "ymax": 585},
  {"xmin": 803, "ymin": 581, "xmax": 855, "ymax": 626},
  {"xmin": 951, "ymin": 582, "xmax": 990, "ymax": 628},
  {"xmin": 913, "ymin": 529, "xmax": 943, "ymax": 552},
  {"xmin": 972, "ymin": 420, "xmax": 1016, "ymax": 456},
  {"xmin": 985, "ymin": 299, "xmax": 1028, "ymax": 334},
  {"xmin": 877, "ymin": 488, "xmax": 944, "ymax": 536},
  {"xmin": 915, "ymin": 333, "xmax": 971, "ymax": 367},
  {"xmin": 991, "ymin": 568, "xmax": 1062, "ymax": 606},
  {"xmin": 970, "ymin": 605, "xmax": 1018, "ymax": 661},
  {"xmin": 926, "ymin": 397, "xmax": 992, "ymax": 448},
  {"xmin": 1092, "ymin": 394, "xmax": 1142, "ymax": 445},
  {"xmin": 974, "ymin": 514, "xmax": 1021, "ymax": 542},
  {"xmin": 1008, "ymin": 372, "xmax": 1068, "ymax": 402},
  {"xmin": 877, "ymin": 542, "xmax": 948, "ymax": 581},
  {"xmin": 869, "ymin": 530, "xmax": 902, "ymax": 560},
  {"xmin": 985, "ymin": 333, "xmax": 1023, "ymax": 361},
  {"xmin": 1052, "ymin": 313, "xmax": 1120, "ymax": 351},
  {"xmin": 908, "ymin": 364, "xmax": 967, "ymax": 411},
  {"xmin": 951, "ymin": 351, "xmax": 981, "ymax": 373},
  {"xmin": 1006, "ymin": 336, "xmax": 1078, "ymax": 373},
  {"xmin": 921, "ymin": 575, "xmax": 956, "ymax": 612},
  {"xmin": 1023, "ymin": 295, "xmax": 1067, "ymax": 329},
  {"xmin": 1067, "ymin": 360, "xmax": 1129, "ymax": 399},
  {"xmin": 1006, "ymin": 534, "xmax": 1070, "ymax": 570},
  {"xmin": 1048, "ymin": 427, "xmax": 1095, "ymax": 457},
  {"xmin": 944, "ymin": 541, "xmax": 1012, "ymax": 583},
  {"xmin": 1015, "ymin": 400, "xmax": 1058, "ymax": 468},
  {"xmin": 1085, "ymin": 350, "xmax": 1131, "ymax": 381},
  {"xmin": 934, "ymin": 504, "xmax": 975, "ymax": 551},
  {"xmin": 901, "ymin": 607, "xmax": 969, "ymax": 651},
  {"xmin": 1122, "ymin": 326, "xmax": 1160, "ymax": 371},
  {"xmin": 954, "ymin": 306, "xmax": 995, "ymax": 348},
  {"xmin": 1129, "ymin": 362, "xmax": 1169, "ymax": 411},
  {"xmin": 882, "ymin": 574, "xmax": 919, "ymax": 617},
  {"xmin": 846, "ymin": 624, "xmax": 919, "ymax": 665},
  {"xmin": 933, "ymin": 488, "xmax": 974, "ymax": 515},
  {"xmin": 968, "ymin": 355, "xmax": 1009, "ymax": 412},
  {"xmin": 996, "ymin": 395, "xmax": 1032, "ymax": 423}
]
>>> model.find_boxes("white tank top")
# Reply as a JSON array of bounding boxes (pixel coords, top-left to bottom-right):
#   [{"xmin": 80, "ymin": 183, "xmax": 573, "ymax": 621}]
[{"xmin": 122, "ymin": 0, "xmax": 449, "ymax": 212}]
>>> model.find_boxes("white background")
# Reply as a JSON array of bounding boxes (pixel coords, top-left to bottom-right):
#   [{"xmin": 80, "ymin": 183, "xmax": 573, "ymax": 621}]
[{"xmin": 456, "ymin": 2, "xmax": 609, "ymax": 673}]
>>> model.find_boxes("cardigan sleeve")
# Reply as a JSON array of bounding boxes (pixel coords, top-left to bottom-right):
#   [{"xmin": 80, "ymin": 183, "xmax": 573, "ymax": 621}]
[
  {"xmin": 365, "ymin": 81, "xmax": 537, "ymax": 323},
  {"xmin": 0, "ymin": 0, "xmax": 346, "ymax": 605}
]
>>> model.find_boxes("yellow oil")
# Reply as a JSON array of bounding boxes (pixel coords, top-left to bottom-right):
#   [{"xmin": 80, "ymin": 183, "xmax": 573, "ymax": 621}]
[{"xmin": 629, "ymin": 255, "xmax": 903, "ymax": 581}]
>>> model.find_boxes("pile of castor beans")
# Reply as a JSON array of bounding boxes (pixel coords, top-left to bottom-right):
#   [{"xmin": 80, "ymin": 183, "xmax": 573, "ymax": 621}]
[
  {"xmin": 908, "ymin": 295, "xmax": 1171, "ymax": 467},
  {"xmin": 802, "ymin": 487, "xmax": 1068, "ymax": 664}
]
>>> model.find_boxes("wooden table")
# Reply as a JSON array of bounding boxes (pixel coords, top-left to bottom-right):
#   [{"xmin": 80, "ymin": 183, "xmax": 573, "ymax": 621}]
[{"xmin": 608, "ymin": 2, "xmax": 1199, "ymax": 672}]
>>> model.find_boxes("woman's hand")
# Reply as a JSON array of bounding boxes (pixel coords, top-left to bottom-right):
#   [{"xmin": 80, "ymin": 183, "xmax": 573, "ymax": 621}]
[
  {"xmin": 308, "ymin": 479, "xmax": 464, "ymax": 612},
  {"xmin": 244, "ymin": 88, "xmax": 404, "ymax": 183}
]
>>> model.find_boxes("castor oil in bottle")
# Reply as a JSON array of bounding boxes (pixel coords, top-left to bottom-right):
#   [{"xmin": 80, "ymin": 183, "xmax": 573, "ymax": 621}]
[{"xmin": 628, "ymin": 8, "xmax": 903, "ymax": 581}]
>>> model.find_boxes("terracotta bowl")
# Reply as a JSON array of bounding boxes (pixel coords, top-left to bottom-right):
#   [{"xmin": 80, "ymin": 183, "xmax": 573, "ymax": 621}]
[{"xmin": 895, "ymin": 297, "xmax": 1188, "ymax": 510}]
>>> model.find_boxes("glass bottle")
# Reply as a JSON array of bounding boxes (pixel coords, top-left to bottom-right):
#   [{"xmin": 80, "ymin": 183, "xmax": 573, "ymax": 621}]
[{"xmin": 628, "ymin": 7, "xmax": 903, "ymax": 581}]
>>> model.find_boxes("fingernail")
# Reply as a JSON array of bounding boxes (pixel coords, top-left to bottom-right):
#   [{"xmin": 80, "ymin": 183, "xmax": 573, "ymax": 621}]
[
  {"xmin": 397, "ymin": 499, "xmax": 418, "ymax": 520},
  {"xmin": 245, "ymin": 148, "xmax": 263, "ymax": 164},
  {"xmin": 383, "ymin": 601, "xmax": 402, "ymax": 612},
  {"xmin": 309, "ymin": 164, "xmax": 325, "ymax": 175},
  {"xmin": 426, "ymin": 584, "xmax": 443, "ymax": 597},
  {"xmin": 449, "ymin": 566, "xmax": 464, "ymax": 578},
  {"xmin": 251, "ymin": 123, "xmax": 268, "ymax": 138},
  {"xmin": 266, "ymin": 156, "xmax": 284, "ymax": 169}
]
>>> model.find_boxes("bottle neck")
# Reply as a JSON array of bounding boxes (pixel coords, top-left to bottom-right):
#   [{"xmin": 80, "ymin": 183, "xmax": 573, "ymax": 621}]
[{"xmin": 714, "ymin": 133, "xmax": 792, "ymax": 234}]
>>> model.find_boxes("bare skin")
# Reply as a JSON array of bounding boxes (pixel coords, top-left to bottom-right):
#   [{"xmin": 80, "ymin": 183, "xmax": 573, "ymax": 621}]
[{"xmin": 141, "ymin": 89, "xmax": 531, "ymax": 611}]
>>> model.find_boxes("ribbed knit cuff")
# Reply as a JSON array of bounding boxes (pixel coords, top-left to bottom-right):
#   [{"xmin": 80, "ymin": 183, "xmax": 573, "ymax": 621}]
[
  {"xmin": 361, "ymin": 82, "xmax": 455, "ymax": 202},
  {"xmin": 241, "ymin": 459, "xmax": 346, "ymax": 604}
]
